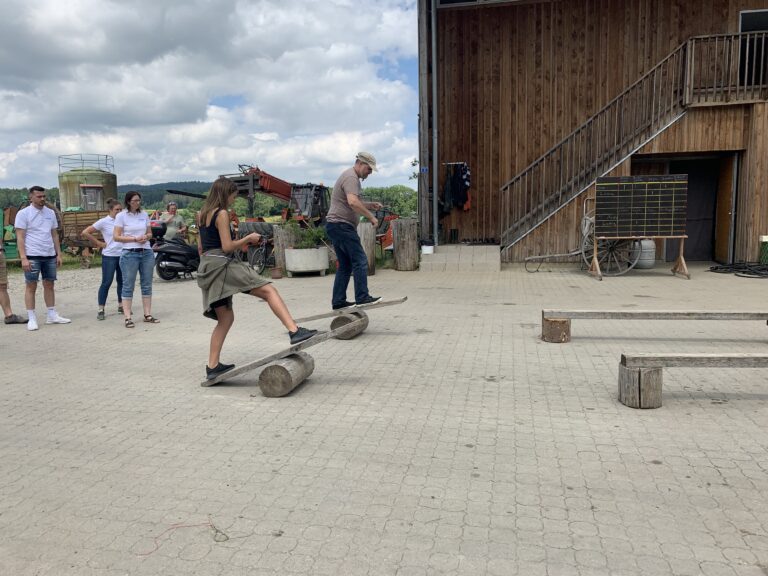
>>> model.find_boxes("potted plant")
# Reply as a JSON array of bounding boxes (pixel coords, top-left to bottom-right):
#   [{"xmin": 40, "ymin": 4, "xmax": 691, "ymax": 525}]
[{"xmin": 283, "ymin": 221, "xmax": 330, "ymax": 277}]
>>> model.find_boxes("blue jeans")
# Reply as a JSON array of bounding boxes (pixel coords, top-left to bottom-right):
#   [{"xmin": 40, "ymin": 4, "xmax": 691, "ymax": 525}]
[
  {"xmin": 98, "ymin": 255, "xmax": 123, "ymax": 307},
  {"xmin": 24, "ymin": 256, "xmax": 57, "ymax": 283},
  {"xmin": 119, "ymin": 249, "xmax": 154, "ymax": 299},
  {"xmin": 325, "ymin": 221, "xmax": 370, "ymax": 306}
]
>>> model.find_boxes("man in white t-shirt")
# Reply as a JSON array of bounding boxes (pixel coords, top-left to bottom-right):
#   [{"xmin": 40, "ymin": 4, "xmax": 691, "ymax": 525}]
[{"xmin": 14, "ymin": 186, "xmax": 71, "ymax": 331}]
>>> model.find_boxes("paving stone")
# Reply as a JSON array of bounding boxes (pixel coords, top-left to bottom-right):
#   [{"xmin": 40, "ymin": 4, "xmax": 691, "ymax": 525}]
[{"xmin": 2, "ymin": 264, "xmax": 768, "ymax": 574}]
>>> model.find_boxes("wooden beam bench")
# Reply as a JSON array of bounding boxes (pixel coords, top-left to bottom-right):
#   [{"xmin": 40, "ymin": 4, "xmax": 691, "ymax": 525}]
[
  {"xmin": 541, "ymin": 310, "xmax": 768, "ymax": 343},
  {"xmin": 619, "ymin": 353, "xmax": 768, "ymax": 408}
]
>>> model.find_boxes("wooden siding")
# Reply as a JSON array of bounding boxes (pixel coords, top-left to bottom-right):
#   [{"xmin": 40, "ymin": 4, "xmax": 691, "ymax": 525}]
[
  {"xmin": 639, "ymin": 107, "xmax": 750, "ymax": 153},
  {"xmin": 429, "ymin": 0, "xmax": 768, "ymax": 257},
  {"xmin": 737, "ymin": 102, "xmax": 768, "ymax": 260}
]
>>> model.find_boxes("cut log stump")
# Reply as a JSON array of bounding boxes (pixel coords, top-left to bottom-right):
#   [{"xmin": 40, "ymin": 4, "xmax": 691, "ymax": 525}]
[
  {"xmin": 330, "ymin": 311, "xmax": 369, "ymax": 340},
  {"xmin": 541, "ymin": 317, "xmax": 571, "ymax": 343},
  {"xmin": 618, "ymin": 364, "xmax": 662, "ymax": 409},
  {"xmin": 258, "ymin": 351, "xmax": 315, "ymax": 397}
]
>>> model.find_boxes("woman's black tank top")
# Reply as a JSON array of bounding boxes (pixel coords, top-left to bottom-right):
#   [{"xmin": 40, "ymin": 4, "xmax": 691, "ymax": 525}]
[{"xmin": 200, "ymin": 209, "xmax": 233, "ymax": 252}]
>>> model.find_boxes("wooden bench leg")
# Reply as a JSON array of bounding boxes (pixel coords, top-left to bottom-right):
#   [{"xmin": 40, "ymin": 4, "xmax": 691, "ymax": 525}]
[
  {"xmin": 330, "ymin": 311, "xmax": 369, "ymax": 340},
  {"xmin": 259, "ymin": 352, "xmax": 315, "ymax": 397},
  {"xmin": 542, "ymin": 317, "xmax": 571, "ymax": 343},
  {"xmin": 618, "ymin": 364, "xmax": 663, "ymax": 409}
]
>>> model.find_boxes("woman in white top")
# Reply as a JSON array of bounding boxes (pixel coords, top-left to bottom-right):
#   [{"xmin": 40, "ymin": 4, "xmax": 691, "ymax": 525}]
[
  {"xmin": 113, "ymin": 191, "xmax": 159, "ymax": 328},
  {"xmin": 81, "ymin": 199, "xmax": 123, "ymax": 320}
]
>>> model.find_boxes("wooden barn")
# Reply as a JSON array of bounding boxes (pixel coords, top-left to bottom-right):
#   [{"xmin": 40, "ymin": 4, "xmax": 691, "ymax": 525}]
[{"xmin": 417, "ymin": 0, "xmax": 768, "ymax": 265}]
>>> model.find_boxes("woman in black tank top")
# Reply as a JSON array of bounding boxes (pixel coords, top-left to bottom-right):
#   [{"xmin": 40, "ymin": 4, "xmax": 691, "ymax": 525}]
[{"xmin": 196, "ymin": 177, "xmax": 317, "ymax": 380}]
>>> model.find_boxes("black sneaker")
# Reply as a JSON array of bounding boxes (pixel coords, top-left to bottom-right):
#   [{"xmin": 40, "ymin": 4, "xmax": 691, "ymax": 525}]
[
  {"xmin": 206, "ymin": 362, "xmax": 235, "ymax": 380},
  {"xmin": 332, "ymin": 300, "xmax": 355, "ymax": 310},
  {"xmin": 355, "ymin": 295, "xmax": 382, "ymax": 306},
  {"xmin": 290, "ymin": 326, "xmax": 318, "ymax": 345}
]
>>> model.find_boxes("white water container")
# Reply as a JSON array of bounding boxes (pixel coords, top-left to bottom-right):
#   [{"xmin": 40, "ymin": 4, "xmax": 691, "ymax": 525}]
[{"xmin": 633, "ymin": 239, "xmax": 656, "ymax": 269}]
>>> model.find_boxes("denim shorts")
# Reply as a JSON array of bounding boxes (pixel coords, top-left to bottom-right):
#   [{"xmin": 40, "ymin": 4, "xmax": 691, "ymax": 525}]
[{"xmin": 24, "ymin": 256, "xmax": 57, "ymax": 283}]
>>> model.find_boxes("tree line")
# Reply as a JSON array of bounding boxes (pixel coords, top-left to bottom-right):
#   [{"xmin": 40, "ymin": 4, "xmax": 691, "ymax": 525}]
[{"xmin": 1, "ymin": 182, "xmax": 417, "ymax": 219}]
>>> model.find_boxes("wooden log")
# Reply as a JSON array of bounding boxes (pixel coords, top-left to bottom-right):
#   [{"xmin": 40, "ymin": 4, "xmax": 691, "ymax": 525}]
[
  {"xmin": 639, "ymin": 368, "xmax": 663, "ymax": 409},
  {"xmin": 330, "ymin": 311, "xmax": 369, "ymax": 340},
  {"xmin": 258, "ymin": 351, "xmax": 315, "ymax": 397},
  {"xmin": 541, "ymin": 316, "xmax": 571, "ymax": 343},
  {"xmin": 357, "ymin": 221, "xmax": 376, "ymax": 275},
  {"xmin": 393, "ymin": 218, "xmax": 419, "ymax": 271},
  {"xmin": 618, "ymin": 364, "xmax": 662, "ymax": 409},
  {"xmin": 273, "ymin": 225, "xmax": 301, "ymax": 273},
  {"xmin": 618, "ymin": 364, "xmax": 640, "ymax": 408}
]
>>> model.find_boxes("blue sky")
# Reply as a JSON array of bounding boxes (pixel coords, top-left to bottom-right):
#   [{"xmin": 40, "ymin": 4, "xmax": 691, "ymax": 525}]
[{"xmin": 0, "ymin": 0, "xmax": 419, "ymax": 190}]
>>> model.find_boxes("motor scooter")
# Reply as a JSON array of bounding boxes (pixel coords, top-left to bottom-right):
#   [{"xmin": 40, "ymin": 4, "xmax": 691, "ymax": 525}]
[{"xmin": 151, "ymin": 222, "xmax": 200, "ymax": 280}]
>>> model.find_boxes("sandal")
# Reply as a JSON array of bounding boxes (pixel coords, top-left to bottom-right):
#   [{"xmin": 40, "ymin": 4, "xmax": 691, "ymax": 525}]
[
  {"xmin": 125, "ymin": 318, "xmax": 135, "ymax": 328},
  {"xmin": 143, "ymin": 315, "xmax": 160, "ymax": 324}
]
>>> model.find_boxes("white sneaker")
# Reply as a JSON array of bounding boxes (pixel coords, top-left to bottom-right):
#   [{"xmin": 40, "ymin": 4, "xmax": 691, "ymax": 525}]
[
  {"xmin": 28, "ymin": 317, "xmax": 39, "ymax": 331},
  {"xmin": 46, "ymin": 314, "xmax": 71, "ymax": 324}
]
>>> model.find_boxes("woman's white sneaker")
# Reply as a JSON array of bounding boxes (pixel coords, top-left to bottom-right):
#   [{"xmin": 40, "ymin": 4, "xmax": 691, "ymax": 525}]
[{"xmin": 45, "ymin": 314, "xmax": 71, "ymax": 324}]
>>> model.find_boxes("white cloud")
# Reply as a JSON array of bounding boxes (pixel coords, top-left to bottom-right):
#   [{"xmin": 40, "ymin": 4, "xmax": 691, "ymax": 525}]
[{"xmin": 0, "ymin": 0, "xmax": 418, "ymax": 191}]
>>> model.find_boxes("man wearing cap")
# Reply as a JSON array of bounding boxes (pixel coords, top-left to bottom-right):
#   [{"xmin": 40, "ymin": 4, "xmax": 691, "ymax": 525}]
[{"xmin": 325, "ymin": 152, "xmax": 384, "ymax": 310}]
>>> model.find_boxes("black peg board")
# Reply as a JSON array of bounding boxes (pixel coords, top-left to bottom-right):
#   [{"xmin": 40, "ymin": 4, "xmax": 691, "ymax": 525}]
[{"xmin": 595, "ymin": 175, "xmax": 688, "ymax": 238}]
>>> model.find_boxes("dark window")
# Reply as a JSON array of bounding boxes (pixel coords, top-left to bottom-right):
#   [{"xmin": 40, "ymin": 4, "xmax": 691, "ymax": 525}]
[{"xmin": 739, "ymin": 11, "xmax": 768, "ymax": 87}]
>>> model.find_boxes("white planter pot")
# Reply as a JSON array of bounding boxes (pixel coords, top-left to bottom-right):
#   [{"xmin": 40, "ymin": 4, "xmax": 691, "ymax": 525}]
[{"xmin": 284, "ymin": 247, "xmax": 329, "ymax": 277}]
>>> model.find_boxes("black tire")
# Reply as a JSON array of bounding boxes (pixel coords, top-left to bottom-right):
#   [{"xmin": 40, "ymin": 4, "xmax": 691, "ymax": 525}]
[
  {"xmin": 155, "ymin": 256, "xmax": 179, "ymax": 281},
  {"xmin": 249, "ymin": 245, "xmax": 267, "ymax": 275}
]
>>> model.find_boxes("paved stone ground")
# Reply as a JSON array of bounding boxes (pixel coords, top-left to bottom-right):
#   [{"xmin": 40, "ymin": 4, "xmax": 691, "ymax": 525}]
[{"xmin": 1, "ymin": 262, "xmax": 767, "ymax": 576}]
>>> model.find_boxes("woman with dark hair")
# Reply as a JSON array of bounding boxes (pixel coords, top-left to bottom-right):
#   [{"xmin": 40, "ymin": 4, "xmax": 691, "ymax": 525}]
[
  {"xmin": 113, "ymin": 191, "xmax": 159, "ymax": 328},
  {"xmin": 196, "ymin": 177, "xmax": 317, "ymax": 380},
  {"xmin": 81, "ymin": 198, "xmax": 124, "ymax": 320}
]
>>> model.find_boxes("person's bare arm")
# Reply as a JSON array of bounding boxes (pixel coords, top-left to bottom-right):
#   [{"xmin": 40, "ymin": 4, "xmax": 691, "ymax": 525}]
[
  {"xmin": 52, "ymin": 228, "xmax": 63, "ymax": 268},
  {"xmin": 346, "ymin": 194, "xmax": 379, "ymax": 228},
  {"xmin": 113, "ymin": 225, "xmax": 147, "ymax": 244},
  {"xmin": 215, "ymin": 211, "xmax": 260, "ymax": 253},
  {"xmin": 16, "ymin": 229, "xmax": 30, "ymax": 271},
  {"xmin": 81, "ymin": 225, "xmax": 106, "ymax": 249}
]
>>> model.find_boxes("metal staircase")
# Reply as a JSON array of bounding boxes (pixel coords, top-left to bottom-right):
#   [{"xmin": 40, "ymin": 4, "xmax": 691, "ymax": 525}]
[{"xmin": 499, "ymin": 33, "xmax": 768, "ymax": 259}]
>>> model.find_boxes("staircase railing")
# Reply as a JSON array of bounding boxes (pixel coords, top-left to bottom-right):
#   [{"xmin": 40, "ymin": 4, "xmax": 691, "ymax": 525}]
[{"xmin": 499, "ymin": 32, "xmax": 768, "ymax": 257}]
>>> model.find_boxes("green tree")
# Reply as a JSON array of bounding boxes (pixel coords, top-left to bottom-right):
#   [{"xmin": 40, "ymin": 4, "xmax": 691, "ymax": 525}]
[{"xmin": 362, "ymin": 185, "xmax": 417, "ymax": 217}]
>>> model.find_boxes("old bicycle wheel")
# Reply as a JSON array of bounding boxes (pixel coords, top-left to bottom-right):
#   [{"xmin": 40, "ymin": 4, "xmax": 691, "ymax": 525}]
[
  {"xmin": 247, "ymin": 245, "xmax": 268, "ymax": 275},
  {"xmin": 581, "ymin": 221, "xmax": 641, "ymax": 276}
]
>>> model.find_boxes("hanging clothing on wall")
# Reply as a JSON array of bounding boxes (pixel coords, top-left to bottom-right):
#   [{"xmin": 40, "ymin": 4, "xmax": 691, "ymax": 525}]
[
  {"xmin": 459, "ymin": 163, "xmax": 471, "ymax": 211},
  {"xmin": 440, "ymin": 162, "xmax": 471, "ymax": 217}
]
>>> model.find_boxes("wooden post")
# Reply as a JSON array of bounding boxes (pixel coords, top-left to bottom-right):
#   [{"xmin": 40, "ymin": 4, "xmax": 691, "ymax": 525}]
[
  {"xmin": 618, "ymin": 364, "xmax": 663, "ymax": 409},
  {"xmin": 330, "ymin": 311, "xmax": 369, "ymax": 340},
  {"xmin": 357, "ymin": 221, "xmax": 376, "ymax": 275},
  {"xmin": 393, "ymin": 218, "xmax": 419, "ymax": 271},
  {"xmin": 671, "ymin": 237, "xmax": 691, "ymax": 279},
  {"xmin": 258, "ymin": 352, "xmax": 315, "ymax": 397},
  {"xmin": 541, "ymin": 317, "xmax": 571, "ymax": 343},
  {"xmin": 273, "ymin": 225, "xmax": 300, "ymax": 273}
]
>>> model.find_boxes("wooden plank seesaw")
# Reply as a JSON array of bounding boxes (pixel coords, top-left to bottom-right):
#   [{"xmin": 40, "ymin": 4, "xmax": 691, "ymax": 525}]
[{"xmin": 200, "ymin": 317, "xmax": 367, "ymax": 393}]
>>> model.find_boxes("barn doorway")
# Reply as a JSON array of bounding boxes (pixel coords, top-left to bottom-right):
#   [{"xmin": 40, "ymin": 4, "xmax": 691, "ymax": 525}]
[{"xmin": 632, "ymin": 153, "xmax": 738, "ymax": 263}]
